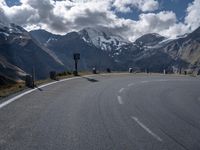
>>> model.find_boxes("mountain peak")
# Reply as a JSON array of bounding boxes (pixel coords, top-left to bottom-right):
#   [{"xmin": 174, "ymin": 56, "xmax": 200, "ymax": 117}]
[
  {"xmin": 135, "ymin": 33, "xmax": 166, "ymax": 46},
  {"xmin": 0, "ymin": 22, "xmax": 27, "ymax": 36},
  {"xmin": 79, "ymin": 27, "xmax": 129, "ymax": 51}
]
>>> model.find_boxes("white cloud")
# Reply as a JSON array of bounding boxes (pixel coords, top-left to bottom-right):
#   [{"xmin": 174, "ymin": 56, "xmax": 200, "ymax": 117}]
[
  {"xmin": 185, "ymin": 0, "xmax": 200, "ymax": 31},
  {"xmin": 117, "ymin": 11, "xmax": 181, "ymax": 40},
  {"xmin": 113, "ymin": 0, "xmax": 159, "ymax": 13},
  {"xmin": 0, "ymin": 0, "xmax": 199, "ymax": 41}
]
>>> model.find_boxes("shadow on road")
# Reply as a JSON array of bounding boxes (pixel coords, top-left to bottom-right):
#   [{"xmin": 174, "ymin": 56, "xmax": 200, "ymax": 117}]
[
  {"xmin": 82, "ymin": 77, "xmax": 99, "ymax": 83},
  {"xmin": 35, "ymin": 85, "xmax": 43, "ymax": 91}
]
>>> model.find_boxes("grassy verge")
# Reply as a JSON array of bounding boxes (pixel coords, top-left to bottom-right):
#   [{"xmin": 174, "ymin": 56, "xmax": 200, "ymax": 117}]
[{"xmin": 0, "ymin": 82, "xmax": 26, "ymax": 99}]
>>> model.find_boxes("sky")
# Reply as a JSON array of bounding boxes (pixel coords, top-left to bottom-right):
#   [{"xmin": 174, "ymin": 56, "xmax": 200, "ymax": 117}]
[{"xmin": 0, "ymin": 0, "xmax": 200, "ymax": 41}]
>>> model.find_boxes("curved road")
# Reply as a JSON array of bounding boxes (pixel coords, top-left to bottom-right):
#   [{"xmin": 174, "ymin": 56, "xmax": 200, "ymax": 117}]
[{"xmin": 1, "ymin": 74, "xmax": 200, "ymax": 150}]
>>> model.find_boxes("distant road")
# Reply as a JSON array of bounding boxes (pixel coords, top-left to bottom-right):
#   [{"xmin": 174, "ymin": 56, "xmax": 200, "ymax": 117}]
[{"xmin": 1, "ymin": 74, "xmax": 200, "ymax": 150}]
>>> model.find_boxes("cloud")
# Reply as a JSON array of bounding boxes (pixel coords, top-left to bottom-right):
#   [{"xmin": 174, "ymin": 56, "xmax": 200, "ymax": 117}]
[
  {"xmin": 0, "ymin": 0, "xmax": 199, "ymax": 41},
  {"xmin": 185, "ymin": 0, "xmax": 200, "ymax": 31},
  {"xmin": 114, "ymin": 11, "xmax": 181, "ymax": 41},
  {"xmin": 0, "ymin": 0, "xmax": 115, "ymax": 33},
  {"xmin": 0, "ymin": 1, "xmax": 9, "ymax": 23},
  {"xmin": 113, "ymin": 0, "xmax": 159, "ymax": 13}
]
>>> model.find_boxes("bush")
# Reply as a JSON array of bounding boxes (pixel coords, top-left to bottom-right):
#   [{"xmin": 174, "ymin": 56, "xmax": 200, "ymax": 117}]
[
  {"xmin": 67, "ymin": 71, "xmax": 72, "ymax": 75},
  {"xmin": 57, "ymin": 71, "xmax": 72, "ymax": 77}
]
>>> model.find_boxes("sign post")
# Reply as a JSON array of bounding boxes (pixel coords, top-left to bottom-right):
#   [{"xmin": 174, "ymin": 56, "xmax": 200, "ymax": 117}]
[
  {"xmin": 32, "ymin": 67, "xmax": 35, "ymax": 88},
  {"xmin": 73, "ymin": 53, "xmax": 80, "ymax": 76}
]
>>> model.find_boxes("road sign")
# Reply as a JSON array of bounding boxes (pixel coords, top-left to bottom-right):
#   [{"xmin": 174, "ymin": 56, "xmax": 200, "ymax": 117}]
[{"xmin": 73, "ymin": 53, "xmax": 80, "ymax": 60}]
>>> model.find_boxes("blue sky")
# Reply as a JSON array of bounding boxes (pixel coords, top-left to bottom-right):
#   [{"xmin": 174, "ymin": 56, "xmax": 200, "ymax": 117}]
[
  {"xmin": 5, "ymin": 0, "xmax": 21, "ymax": 6},
  {"xmin": 1, "ymin": 0, "xmax": 200, "ymax": 41}
]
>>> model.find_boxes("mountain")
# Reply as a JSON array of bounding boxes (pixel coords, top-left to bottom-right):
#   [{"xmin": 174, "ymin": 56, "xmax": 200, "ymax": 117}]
[
  {"xmin": 30, "ymin": 28, "xmax": 120, "ymax": 71},
  {"xmin": 79, "ymin": 27, "xmax": 129, "ymax": 51},
  {"xmin": 0, "ymin": 22, "xmax": 65, "ymax": 83},
  {"xmin": 1, "ymin": 24, "xmax": 198, "ymax": 84},
  {"xmin": 157, "ymin": 27, "xmax": 200, "ymax": 73},
  {"xmin": 30, "ymin": 27, "xmax": 200, "ymax": 73},
  {"xmin": 135, "ymin": 33, "xmax": 166, "ymax": 47},
  {"xmin": 29, "ymin": 29, "xmax": 62, "ymax": 46}
]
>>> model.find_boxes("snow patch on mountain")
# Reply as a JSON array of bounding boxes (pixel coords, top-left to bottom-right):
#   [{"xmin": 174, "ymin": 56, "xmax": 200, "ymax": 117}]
[
  {"xmin": 79, "ymin": 27, "xmax": 130, "ymax": 51},
  {"xmin": 0, "ymin": 31, "xmax": 9, "ymax": 36},
  {"xmin": 46, "ymin": 37, "xmax": 58, "ymax": 44}
]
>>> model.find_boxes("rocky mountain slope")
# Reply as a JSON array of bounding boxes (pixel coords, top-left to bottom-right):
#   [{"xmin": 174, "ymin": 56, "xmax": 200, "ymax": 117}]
[
  {"xmin": 142, "ymin": 27, "xmax": 200, "ymax": 73},
  {"xmin": 0, "ymin": 22, "xmax": 65, "ymax": 83}
]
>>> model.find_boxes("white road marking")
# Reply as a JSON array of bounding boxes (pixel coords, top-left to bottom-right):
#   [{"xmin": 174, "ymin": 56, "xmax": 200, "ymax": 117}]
[
  {"xmin": 119, "ymin": 88, "xmax": 125, "ymax": 93},
  {"xmin": 128, "ymin": 83, "xmax": 135, "ymax": 87},
  {"xmin": 117, "ymin": 96, "xmax": 123, "ymax": 104},
  {"xmin": 0, "ymin": 89, "xmax": 36, "ymax": 109},
  {"xmin": 155, "ymin": 79, "xmax": 169, "ymax": 82},
  {"xmin": 131, "ymin": 116, "xmax": 163, "ymax": 142},
  {"xmin": 0, "ymin": 75, "xmax": 95, "ymax": 110},
  {"xmin": 101, "ymin": 73, "xmax": 129, "ymax": 76},
  {"xmin": 198, "ymin": 97, "xmax": 200, "ymax": 102},
  {"xmin": 141, "ymin": 81, "xmax": 149, "ymax": 83}
]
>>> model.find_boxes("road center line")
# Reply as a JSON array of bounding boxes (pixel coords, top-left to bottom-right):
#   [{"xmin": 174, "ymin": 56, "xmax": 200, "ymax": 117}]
[
  {"xmin": 117, "ymin": 96, "xmax": 123, "ymax": 104},
  {"xmin": 141, "ymin": 81, "xmax": 149, "ymax": 83},
  {"xmin": 119, "ymin": 88, "xmax": 125, "ymax": 93},
  {"xmin": 128, "ymin": 83, "xmax": 135, "ymax": 87},
  {"xmin": 198, "ymin": 97, "xmax": 200, "ymax": 102},
  {"xmin": 131, "ymin": 116, "xmax": 163, "ymax": 142},
  {"xmin": 156, "ymin": 79, "xmax": 169, "ymax": 82}
]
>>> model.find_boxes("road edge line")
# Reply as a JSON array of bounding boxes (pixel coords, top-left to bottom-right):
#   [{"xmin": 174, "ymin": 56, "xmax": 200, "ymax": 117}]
[{"xmin": 0, "ymin": 75, "xmax": 94, "ymax": 110}]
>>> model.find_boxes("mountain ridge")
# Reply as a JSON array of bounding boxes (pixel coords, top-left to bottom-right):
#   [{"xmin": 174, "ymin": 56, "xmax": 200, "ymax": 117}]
[
  {"xmin": 0, "ymin": 23, "xmax": 65, "ymax": 83},
  {"xmin": 1, "ymin": 23, "xmax": 200, "ymax": 84}
]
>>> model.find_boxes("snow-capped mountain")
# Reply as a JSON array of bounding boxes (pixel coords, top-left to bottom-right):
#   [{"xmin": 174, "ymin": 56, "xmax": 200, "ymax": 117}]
[
  {"xmin": 30, "ymin": 26, "xmax": 200, "ymax": 73},
  {"xmin": 157, "ymin": 26, "xmax": 200, "ymax": 73},
  {"xmin": 2, "ymin": 23, "xmax": 200, "ymax": 84},
  {"xmin": 79, "ymin": 27, "xmax": 130, "ymax": 51},
  {"xmin": 135, "ymin": 33, "xmax": 166, "ymax": 47}
]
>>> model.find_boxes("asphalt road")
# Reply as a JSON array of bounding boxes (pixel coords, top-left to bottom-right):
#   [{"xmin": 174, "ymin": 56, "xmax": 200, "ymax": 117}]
[{"xmin": 1, "ymin": 74, "xmax": 200, "ymax": 150}]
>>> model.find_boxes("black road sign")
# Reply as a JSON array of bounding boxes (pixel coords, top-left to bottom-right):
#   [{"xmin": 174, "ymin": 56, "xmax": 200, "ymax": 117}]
[{"xmin": 73, "ymin": 53, "xmax": 80, "ymax": 60}]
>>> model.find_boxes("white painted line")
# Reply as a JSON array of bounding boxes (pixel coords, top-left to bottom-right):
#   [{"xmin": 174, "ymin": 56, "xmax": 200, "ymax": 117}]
[
  {"xmin": 160, "ymin": 79, "xmax": 168, "ymax": 82},
  {"xmin": 155, "ymin": 79, "xmax": 169, "ymax": 82},
  {"xmin": 101, "ymin": 73, "xmax": 129, "ymax": 76},
  {"xmin": 117, "ymin": 96, "xmax": 123, "ymax": 105},
  {"xmin": 119, "ymin": 88, "xmax": 125, "ymax": 93},
  {"xmin": 198, "ymin": 97, "xmax": 200, "ymax": 102},
  {"xmin": 0, "ymin": 89, "xmax": 36, "ymax": 109},
  {"xmin": 128, "ymin": 83, "xmax": 135, "ymax": 87},
  {"xmin": 0, "ymin": 75, "xmax": 95, "ymax": 110},
  {"xmin": 131, "ymin": 116, "xmax": 163, "ymax": 142},
  {"xmin": 141, "ymin": 81, "xmax": 149, "ymax": 83}
]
